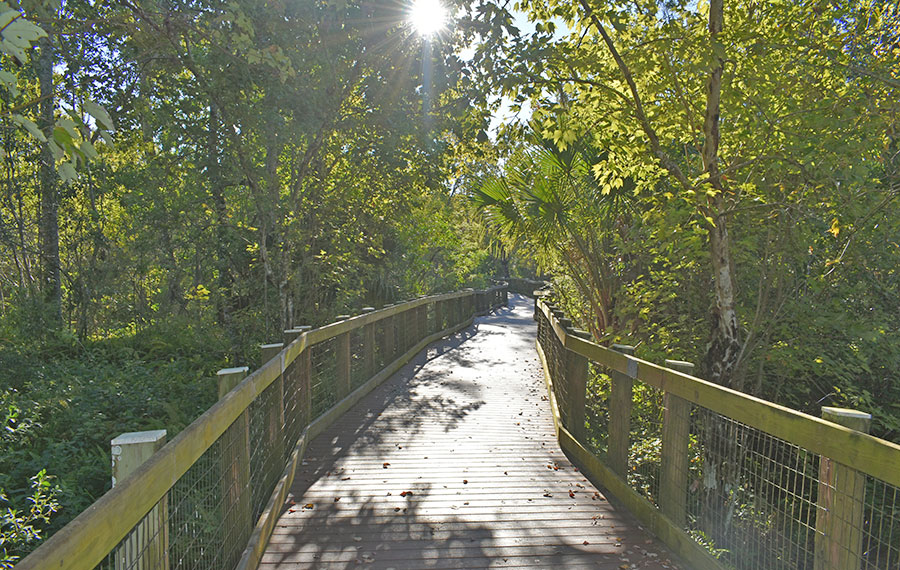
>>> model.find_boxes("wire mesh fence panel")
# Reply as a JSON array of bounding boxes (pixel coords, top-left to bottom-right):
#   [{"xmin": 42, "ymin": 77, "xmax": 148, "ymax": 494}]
[
  {"xmin": 584, "ymin": 363, "xmax": 611, "ymax": 458},
  {"xmin": 375, "ymin": 319, "xmax": 388, "ymax": 370},
  {"xmin": 686, "ymin": 408, "xmax": 819, "ymax": 569},
  {"xmin": 426, "ymin": 302, "xmax": 437, "ymax": 336},
  {"xmin": 862, "ymin": 478, "xmax": 900, "ymax": 568},
  {"xmin": 111, "ymin": 417, "xmax": 250, "ymax": 570},
  {"xmin": 533, "ymin": 297, "xmax": 900, "ymax": 570},
  {"xmin": 350, "ymin": 328, "xmax": 366, "ymax": 390},
  {"xmin": 248, "ymin": 380, "xmax": 284, "ymax": 522},
  {"xmin": 97, "ymin": 499, "xmax": 167, "ymax": 570},
  {"xmin": 310, "ymin": 338, "xmax": 337, "ymax": 419},
  {"xmin": 282, "ymin": 350, "xmax": 309, "ymax": 459},
  {"xmin": 403, "ymin": 308, "xmax": 415, "ymax": 352},
  {"xmin": 628, "ymin": 382, "xmax": 664, "ymax": 506}
]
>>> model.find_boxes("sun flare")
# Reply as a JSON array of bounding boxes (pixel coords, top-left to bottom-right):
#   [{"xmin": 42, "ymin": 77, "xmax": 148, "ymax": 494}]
[{"xmin": 409, "ymin": 0, "xmax": 447, "ymax": 37}]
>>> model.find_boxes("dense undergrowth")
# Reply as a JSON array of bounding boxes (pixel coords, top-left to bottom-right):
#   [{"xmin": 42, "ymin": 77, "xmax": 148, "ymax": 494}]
[{"xmin": 0, "ymin": 313, "xmax": 228, "ymax": 563}]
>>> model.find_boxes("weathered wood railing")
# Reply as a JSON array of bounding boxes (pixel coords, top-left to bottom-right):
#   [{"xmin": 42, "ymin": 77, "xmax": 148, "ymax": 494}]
[
  {"xmin": 501, "ymin": 276, "xmax": 549, "ymax": 298},
  {"xmin": 535, "ymin": 295, "xmax": 900, "ymax": 570},
  {"xmin": 16, "ymin": 284, "xmax": 508, "ymax": 570}
]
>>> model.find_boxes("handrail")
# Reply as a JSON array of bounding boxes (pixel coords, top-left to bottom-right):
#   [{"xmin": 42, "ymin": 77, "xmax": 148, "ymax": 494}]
[
  {"xmin": 16, "ymin": 284, "xmax": 508, "ymax": 570},
  {"xmin": 537, "ymin": 299, "xmax": 900, "ymax": 487},
  {"xmin": 535, "ymin": 296, "xmax": 900, "ymax": 570}
]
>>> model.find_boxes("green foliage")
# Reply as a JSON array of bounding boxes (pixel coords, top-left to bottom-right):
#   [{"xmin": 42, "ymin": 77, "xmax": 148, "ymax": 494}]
[
  {"xmin": 471, "ymin": 0, "xmax": 900, "ymax": 436},
  {"xmin": 0, "ymin": 470, "xmax": 60, "ymax": 567},
  {"xmin": 0, "ymin": 318, "xmax": 227, "ymax": 551}
]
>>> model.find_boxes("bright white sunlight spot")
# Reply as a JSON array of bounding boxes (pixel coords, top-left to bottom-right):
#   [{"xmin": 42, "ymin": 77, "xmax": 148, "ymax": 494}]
[{"xmin": 409, "ymin": 0, "xmax": 446, "ymax": 37}]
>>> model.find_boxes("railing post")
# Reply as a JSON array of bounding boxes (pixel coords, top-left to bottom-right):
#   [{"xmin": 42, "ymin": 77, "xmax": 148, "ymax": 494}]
[
  {"xmin": 362, "ymin": 308, "xmax": 376, "ymax": 380},
  {"xmin": 814, "ymin": 407, "xmax": 871, "ymax": 570},
  {"xmin": 609, "ymin": 344, "xmax": 635, "ymax": 478},
  {"xmin": 565, "ymin": 328, "xmax": 591, "ymax": 443},
  {"xmin": 417, "ymin": 302, "xmax": 427, "ymax": 342},
  {"xmin": 261, "ymin": 342, "xmax": 286, "ymax": 463},
  {"xmin": 660, "ymin": 359, "xmax": 694, "ymax": 528},
  {"xmin": 284, "ymin": 326, "xmax": 312, "ymax": 428},
  {"xmin": 111, "ymin": 430, "xmax": 168, "ymax": 570},
  {"xmin": 217, "ymin": 366, "xmax": 252, "ymax": 562},
  {"xmin": 382, "ymin": 304, "xmax": 396, "ymax": 364},
  {"xmin": 335, "ymin": 315, "xmax": 351, "ymax": 398},
  {"xmin": 434, "ymin": 299, "xmax": 443, "ymax": 333}
]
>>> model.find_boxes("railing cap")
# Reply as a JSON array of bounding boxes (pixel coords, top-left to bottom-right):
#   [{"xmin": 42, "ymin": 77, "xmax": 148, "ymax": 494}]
[
  {"xmin": 217, "ymin": 366, "xmax": 249, "ymax": 376},
  {"xmin": 110, "ymin": 430, "xmax": 167, "ymax": 447},
  {"xmin": 822, "ymin": 407, "xmax": 872, "ymax": 421}
]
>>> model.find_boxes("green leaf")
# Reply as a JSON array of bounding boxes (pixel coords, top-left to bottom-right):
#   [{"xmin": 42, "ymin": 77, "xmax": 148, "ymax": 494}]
[
  {"xmin": 83, "ymin": 100, "xmax": 115, "ymax": 132},
  {"xmin": 11, "ymin": 114, "xmax": 46, "ymax": 142}
]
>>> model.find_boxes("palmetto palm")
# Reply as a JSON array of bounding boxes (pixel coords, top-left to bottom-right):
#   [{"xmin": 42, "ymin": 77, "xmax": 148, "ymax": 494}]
[{"xmin": 472, "ymin": 121, "xmax": 638, "ymax": 339}]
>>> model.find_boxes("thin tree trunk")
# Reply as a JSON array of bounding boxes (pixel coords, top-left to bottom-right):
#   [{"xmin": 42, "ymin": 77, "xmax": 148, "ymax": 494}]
[
  {"xmin": 37, "ymin": 36, "xmax": 61, "ymax": 326},
  {"xmin": 700, "ymin": 0, "xmax": 742, "ymax": 391},
  {"xmin": 208, "ymin": 102, "xmax": 232, "ymax": 330},
  {"xmin": 696, "ymin": 0, "xmax": 747, "ymax": 548}
]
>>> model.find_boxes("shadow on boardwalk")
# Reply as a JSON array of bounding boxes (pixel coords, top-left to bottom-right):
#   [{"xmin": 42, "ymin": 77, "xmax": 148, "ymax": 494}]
[{"xmin": 260, "ymin": 294, "xmax": 682, "ymax": 569}]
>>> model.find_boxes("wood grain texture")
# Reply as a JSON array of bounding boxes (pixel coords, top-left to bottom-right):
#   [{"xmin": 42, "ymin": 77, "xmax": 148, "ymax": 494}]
[{"xmin": 260, "ymin": 295, "xmax": 681, "ymax": 569}]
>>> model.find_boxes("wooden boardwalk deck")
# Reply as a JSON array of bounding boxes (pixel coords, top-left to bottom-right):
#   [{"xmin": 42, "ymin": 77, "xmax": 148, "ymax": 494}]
[{"xmin": 260, "ymin": 295, "xmax": 682, "ymax": 569}]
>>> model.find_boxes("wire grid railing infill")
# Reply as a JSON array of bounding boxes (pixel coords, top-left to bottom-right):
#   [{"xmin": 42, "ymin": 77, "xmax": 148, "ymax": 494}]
[
  {"xmin": 349, "ymin": 327, "xmax": 366, "ymax": 391},
  {"xmin": 18, "ymin": 286, "xmax": 508, "ymax": 570},
  {"xmin": 535, "ymin": 296, "xmax": 900, "ymax": 570},
  {"xmin": 310, "ymin": 337, "xmax": 337, "ymax": 418}
]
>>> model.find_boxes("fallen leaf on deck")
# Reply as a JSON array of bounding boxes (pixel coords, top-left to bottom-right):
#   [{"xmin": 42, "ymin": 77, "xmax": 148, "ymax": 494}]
[
  {"xmin": 583, "ymin": 540, "xmax": 590, "ymax": 545},
  {"xmin": 569, "ymin": 490, "xmax": 575, "ymax": 498},
  {"xmin": 334, "ymin": 497, "xmax": 340, "ymax": 502},
  {"xmin": 303, "ymin": 504, "xmax": 315, "ymax": 509},
  {"xmin": 383, "ymin": 462, "xmax": 390, "ymax": 468},
  {"xmin": 400, "ymin": 491, "xmax": 413, "ymax": 497}
]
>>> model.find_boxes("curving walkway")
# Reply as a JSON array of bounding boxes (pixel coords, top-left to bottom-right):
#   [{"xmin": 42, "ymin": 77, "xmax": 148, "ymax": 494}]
[{"xmin": 259, "ymin": 294, "xmax": 681, "ymax": 569}]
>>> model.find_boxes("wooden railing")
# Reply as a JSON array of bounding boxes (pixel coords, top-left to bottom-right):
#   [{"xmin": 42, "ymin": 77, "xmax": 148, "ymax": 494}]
[
  {"xmin": 15, "ymin": 284, "xmax": 508, "ymax": 570},
  {"xmin": 500, "ymin": 277, "xmax": 549, "ymax": 298},
  {"xmin": 535, "ymin": 296, "xmax": 900, "ymax": 570}
]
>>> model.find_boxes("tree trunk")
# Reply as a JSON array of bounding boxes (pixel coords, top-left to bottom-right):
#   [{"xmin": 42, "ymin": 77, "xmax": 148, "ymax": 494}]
[
  {"xmin": 37, "ymin": 36, "xmax": 61, "ymax": 326},
  {"xmin": 208, "ymin": 102, "xmax": 233, "ymax": 330},
  {"xmin": 697, "ymin": 0, "xmax": 747, "ymax": 548},
  {"xmin": 699, "ymin": 0, "xmax": 742, "ymax": 391}
]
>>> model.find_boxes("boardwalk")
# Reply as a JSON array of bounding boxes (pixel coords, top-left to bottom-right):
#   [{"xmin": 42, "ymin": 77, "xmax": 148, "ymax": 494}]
[{"xmin": 260, "ymin": 295, "xmax": 681, "ymax": 569}]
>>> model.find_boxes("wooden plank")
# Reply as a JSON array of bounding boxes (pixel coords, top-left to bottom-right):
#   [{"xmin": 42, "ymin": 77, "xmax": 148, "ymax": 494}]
[
  {"xmin": 259, "ymin": 295, "xmax": 680, "ymax": 570},
  {"xmin": 237, "ymin": 315, "xmax": 475, "ymax": 570},
  {"xmin": 537, "ymin": 336, "xmax": 720, "ymax": 570},
  {"xmin": 15, "ymin": 293, "xmax": 483, "ymax": 570},
  {"xmin": 559, "ymin": 427, "xmax": 723, "ymax": 570}
]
